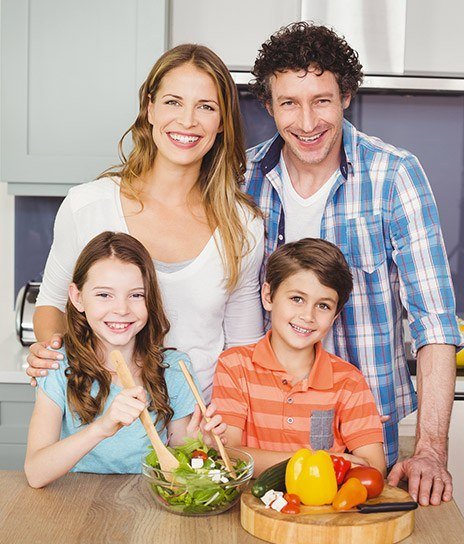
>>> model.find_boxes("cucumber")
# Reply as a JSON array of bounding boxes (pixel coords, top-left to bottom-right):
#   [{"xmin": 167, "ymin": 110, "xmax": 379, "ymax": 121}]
[{"xmin": 251, "ymin": 458, "xmax": 290, "ymax": 498}]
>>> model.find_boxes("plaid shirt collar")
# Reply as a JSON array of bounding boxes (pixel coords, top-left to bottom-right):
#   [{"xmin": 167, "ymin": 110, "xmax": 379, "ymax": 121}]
[{"xmin": 252, "ymin": 119, "xmax": 355, "ymax": 181}]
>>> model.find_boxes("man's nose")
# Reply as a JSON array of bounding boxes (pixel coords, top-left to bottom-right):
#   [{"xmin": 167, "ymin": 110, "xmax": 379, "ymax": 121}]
[{"xmin": 300, "ymin": 105, "xmax": 318, "ymax": 133}]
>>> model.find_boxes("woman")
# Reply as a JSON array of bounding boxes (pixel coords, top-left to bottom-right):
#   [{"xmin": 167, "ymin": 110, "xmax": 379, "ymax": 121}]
[{"xmin": 27, "ymin": 44, "xmax": 264, "ymax": 401}]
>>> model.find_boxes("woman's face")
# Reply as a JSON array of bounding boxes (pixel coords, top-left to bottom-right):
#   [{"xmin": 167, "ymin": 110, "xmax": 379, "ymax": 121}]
[{"xmin": 148, "ymin": 63, "xmax": 223, "ymax": 169}]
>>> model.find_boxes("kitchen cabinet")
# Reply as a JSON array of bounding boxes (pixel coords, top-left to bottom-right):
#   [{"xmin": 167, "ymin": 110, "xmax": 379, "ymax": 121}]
[
  {"xmin": 1, "ymin": 0, "xmax": 167, "ymax": 196},
  {"xmin": 0, "ymin": 384, "xmax": 34, "ymax": 470},
  {"xmin": 169, "ymin": 0, "xmax": 301, "ymax": 70}
]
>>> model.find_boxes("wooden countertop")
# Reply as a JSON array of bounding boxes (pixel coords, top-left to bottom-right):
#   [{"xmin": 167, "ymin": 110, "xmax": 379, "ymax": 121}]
[{"xmin": 1, "ymin": 471, "xmax": 463, "ymax": 544}]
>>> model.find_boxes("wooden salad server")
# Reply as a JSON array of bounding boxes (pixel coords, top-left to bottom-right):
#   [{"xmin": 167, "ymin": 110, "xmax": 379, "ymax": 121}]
[
  {"xmin": 110, "ymin": 350, "xmax": 179, "ymax": 473},
  {"xmin": 178, "ymin": 359, "xmax": 236, "ymax": 477}
]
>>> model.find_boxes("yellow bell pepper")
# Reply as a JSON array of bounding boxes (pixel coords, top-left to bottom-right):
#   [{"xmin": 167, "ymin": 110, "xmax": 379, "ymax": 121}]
[{"xmin": 285, "ymin": 449, "xmax": 338, "ymax": 506}]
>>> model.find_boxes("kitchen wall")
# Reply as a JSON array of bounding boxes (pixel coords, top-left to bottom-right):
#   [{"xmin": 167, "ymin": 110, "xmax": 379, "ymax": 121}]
[{"xmin": 0, "ymin": 6, "xmax": 15, "ymax": 343}]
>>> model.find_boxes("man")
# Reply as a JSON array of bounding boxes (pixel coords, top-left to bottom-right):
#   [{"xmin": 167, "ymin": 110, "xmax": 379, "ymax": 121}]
[{"xmin": 244, "ymin": 22, "xmax": 460, "ymax": 506}]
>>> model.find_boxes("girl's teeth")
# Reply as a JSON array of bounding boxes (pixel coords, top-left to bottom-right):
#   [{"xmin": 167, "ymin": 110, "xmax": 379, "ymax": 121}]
[
  {"xmin": 170, "ymin": 133, "xmax": 199, "ymax": 143},
  {"xmin": 107, "ymin": 323, "xmax": 130, "ymax": 330}
]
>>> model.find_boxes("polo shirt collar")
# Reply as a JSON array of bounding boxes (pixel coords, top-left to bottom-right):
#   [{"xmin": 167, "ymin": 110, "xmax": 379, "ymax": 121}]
[{"xmin": 252, "ymin": 330, "xmax": 334, "ymax": 390}]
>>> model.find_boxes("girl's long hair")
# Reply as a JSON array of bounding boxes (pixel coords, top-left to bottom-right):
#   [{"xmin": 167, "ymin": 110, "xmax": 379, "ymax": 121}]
[
  {"xmin": 100, "ymin": 44, "xmax": 260, "ymax": 291},
  {"xmin": 64, "ymin": 231, "xmax": 174, "ymax": 428}
]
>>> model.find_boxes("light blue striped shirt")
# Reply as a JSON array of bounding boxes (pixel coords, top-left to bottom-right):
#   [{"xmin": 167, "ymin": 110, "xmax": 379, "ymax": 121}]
[{"xmin": 244, "ymin": 119, "xmax": 461, "ymax": 466}]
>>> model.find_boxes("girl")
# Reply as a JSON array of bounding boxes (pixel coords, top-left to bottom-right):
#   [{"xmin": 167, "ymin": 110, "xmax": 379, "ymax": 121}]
[
  {"xmin": 25, "ymin": 232, "xmax": 225, "ymax": 489},
  {"xmin": 28, "ymin": 44, "xmax": 264, "ymax": 401}
]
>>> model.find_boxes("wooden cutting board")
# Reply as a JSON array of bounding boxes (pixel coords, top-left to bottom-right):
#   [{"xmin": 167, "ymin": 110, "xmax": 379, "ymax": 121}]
[{"xmin": 241, "ymin": 484, "xmax": 415, "ymax": 544}]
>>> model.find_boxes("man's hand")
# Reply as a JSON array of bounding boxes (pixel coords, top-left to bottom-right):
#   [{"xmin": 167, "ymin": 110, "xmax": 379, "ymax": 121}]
[
  {"xmin": 387, "ymin": 444, "xmax": 452, "ymax": 506},
  {"xmin": 26, "ymin": 334, "xmax": 64, "ymax": 386}
]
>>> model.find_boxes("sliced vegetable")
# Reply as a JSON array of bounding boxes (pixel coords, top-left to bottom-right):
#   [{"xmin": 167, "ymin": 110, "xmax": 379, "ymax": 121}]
[
  {"xmin": 281, "ymin": 503, "xmax": 301, "ymax": 515},
  {"xmin": 283, "ymin": 493, "xmax": 301, "ymax": 506},
  {"xmin": 251, "ymin": 458, "xmax": 289, "ymax": 498},
  {"xmin": 332, "ymin": 477, "xmax": 368, "ymax": 511},
  {"xmin": 331, "ymin": 455, "xmax": 351, "ymax": 486},
  {"xmin": 191, "ymin": 449, "xmax": 208, "ymax": 460},
  {"xmin": 344, "ymin": 466, "xmax": 384, "ymax": 498},
  {"xmin": 286, "ymin": 449, "xmax": 338, "ymax": 506}
]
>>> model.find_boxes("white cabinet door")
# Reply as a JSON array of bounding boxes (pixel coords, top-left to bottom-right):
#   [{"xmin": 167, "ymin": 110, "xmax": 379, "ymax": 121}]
[
  {"xmin": 404, "ymin": 0, "xmax": 464, "ymax": 77},
  {"xmin": 169, "ymin": 0, "xmax": 301, "ymax": 70},
  {"xmin": 1, "ymin": 0, "xmax": 167, "ymax": 195}
]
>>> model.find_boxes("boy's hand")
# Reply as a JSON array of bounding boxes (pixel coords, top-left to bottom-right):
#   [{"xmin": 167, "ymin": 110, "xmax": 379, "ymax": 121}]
[
  {"xmin": 336, "ymin": 452, "xmax": 369, "ymax": 467},
  {"xmin": 96, "ymin": 386, "xmax": 147, "ymax": 438},
  {"xmin": 187, "ymin": 402, "xmax": 227, "ymax": 446},
  {"xmin": 26, "ymin": 334, "xmax": 64, "ymax": 386}
]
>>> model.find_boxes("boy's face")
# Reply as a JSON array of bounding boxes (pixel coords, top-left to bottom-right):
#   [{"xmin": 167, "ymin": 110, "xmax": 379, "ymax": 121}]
[{"xmin": 262, "ymin": 269, "xmax": 339, "ymax": 354}]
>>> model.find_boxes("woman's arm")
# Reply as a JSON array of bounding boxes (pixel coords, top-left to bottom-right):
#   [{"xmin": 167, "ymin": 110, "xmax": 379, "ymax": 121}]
[
  {"xmin": 223, "ymin": 217, "xmax": 265, "ymax": 347},
  {"xmin": 33, "ymin": 306, "xmax": 66, "ymax": 342},
  {"xmin": 25, "ymin": 386, "xmax": 147, "ymax": 488}
]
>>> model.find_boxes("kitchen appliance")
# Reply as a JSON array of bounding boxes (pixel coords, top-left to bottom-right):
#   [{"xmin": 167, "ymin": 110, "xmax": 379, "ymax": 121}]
[{"xmin": 15, "ymin": 281, "xmax": 40, "ymax": 346}]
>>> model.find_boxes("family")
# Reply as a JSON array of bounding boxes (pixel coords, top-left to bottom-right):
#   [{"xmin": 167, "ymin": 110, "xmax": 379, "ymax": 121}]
[{"xmin": 24, "ymin": 22, "xmax": 460, "ymax": 507}]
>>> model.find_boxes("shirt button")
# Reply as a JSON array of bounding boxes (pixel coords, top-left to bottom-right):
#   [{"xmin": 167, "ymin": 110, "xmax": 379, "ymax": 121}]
[
  {"xmin": 287, "ymin": 417, "xmax": 294, "ymax": 424},
  {"xmin": 282, "ymin": 379, "xmax": 288, "ymax": 385},
  {"xmin": 287, "ymin": 398, "xmax": 293, "ymax": 404},
  {"xmin": 278, "ymin": 234, "xmax": 284, "ymax": 241}
]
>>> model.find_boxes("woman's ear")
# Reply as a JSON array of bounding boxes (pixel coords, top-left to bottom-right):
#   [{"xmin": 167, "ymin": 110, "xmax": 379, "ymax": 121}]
[
  {"xmin": 147, "ymin": 95, "xmax": 155, "ymax": 126},
  {"xmin": 68, "ymin": 283, "xmax": 84, "ymax": 313},
  {"xmin": 261, "ymin": 282, "xmax": 273, "ymax": 312}
]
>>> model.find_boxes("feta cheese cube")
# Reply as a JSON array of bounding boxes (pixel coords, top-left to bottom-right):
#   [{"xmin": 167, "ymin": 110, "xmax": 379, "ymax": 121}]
[
  {"xmin": 191, "ymin": 457, "xmax": 204, "ymax": 469},
  {"xmin": 220, "ymin": 476, "xmax": 229, "ymax": 483},
  {"xmin": 261, "ymin": 490, "xmax": 278, "ymax": 507},
  {"xmin": 208, "ymin": 469, "xmax": 221, "ymax": 483},
  {"xmin": 271, "ymin": 496, "xmax": 288, "ymax": 512}
]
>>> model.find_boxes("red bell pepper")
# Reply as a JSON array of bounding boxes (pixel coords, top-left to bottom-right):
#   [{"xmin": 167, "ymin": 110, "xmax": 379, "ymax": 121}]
[{"xmin": 330, "ymin": 455, "xmax": 351, "ymax": 486}]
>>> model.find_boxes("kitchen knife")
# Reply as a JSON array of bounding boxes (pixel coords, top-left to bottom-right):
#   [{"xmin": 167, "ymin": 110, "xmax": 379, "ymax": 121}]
[{"xmin": 356, "ymin": 501, "xmax": 418, "ymax": 513}]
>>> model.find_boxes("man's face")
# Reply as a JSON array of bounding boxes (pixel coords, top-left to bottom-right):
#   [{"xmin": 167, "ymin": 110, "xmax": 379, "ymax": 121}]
[{"xmin": 266, "ymin": 67, "xmax": 351, "ymax": 169}]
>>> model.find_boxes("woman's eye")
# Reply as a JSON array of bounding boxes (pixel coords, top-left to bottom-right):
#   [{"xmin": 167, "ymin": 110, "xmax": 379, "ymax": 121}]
[
  {"xmin": 199, "ymin": 103, "xmax": 215, "ymax": 111},
  {"xmin": 165, "ymin": 99, "xmax": 180, "ymax": 106}
]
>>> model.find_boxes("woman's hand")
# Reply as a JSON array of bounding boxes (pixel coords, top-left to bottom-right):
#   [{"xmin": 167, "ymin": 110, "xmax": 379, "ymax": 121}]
[
  {"xmin": 26, "ymin": 334, "xmax": 64, "ymax": 386},
  {"xmin": 186, "ymin": 402, "xmax": 227, "ymax": 446},
  {"xmin": 95, "ymin": 386, "xmax": 147, "ymax": 438}
]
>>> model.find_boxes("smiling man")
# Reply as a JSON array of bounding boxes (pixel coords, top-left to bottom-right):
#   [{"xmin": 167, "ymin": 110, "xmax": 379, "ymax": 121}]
[{"xmin": 244, "ymin": 22, "xmax": 461, "ymax": 506}]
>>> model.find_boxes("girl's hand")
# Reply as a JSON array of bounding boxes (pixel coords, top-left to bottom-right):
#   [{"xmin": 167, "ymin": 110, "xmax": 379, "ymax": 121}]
[
  {"xmin": 186, "ymin": 402, "xmax": 227, "ymax": 446},
  {"xmin": 96, "ymin": 386, "xmax": 147, "ymax": 438}
]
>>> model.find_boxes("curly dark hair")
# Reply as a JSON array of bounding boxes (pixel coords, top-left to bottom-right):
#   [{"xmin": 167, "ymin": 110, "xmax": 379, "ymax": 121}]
[{"xmin": 250, "ymin": 22, "xmax": 363, "ymax": 103}]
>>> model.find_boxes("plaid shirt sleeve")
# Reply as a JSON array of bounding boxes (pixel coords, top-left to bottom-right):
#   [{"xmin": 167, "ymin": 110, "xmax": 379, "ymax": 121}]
[{"xmin": 389, "ymin": 154, "xmax": 461, "ymax": 354}]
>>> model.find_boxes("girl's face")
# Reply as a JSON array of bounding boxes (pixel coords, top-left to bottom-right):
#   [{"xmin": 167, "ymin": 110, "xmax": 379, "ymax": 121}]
[
  {"xmin": 147, "ymin": 63, "xmax": 223, "ymax": 170},
  {"xmin": 69, "ymin": 257, "xmax": 148, "ymax": 354}
]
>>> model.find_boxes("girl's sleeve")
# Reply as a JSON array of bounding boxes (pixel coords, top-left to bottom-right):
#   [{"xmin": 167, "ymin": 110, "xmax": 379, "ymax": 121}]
[
  {"xmin": 223, "ymin": 214, "xmax": 265, "ymax": 348},
  {"xmin": 35, "ymin": 194, "xmax": 80, "ymax": 312},
  {"xmin": 164, "ymin": 351, "xmax": 200, "ymax": 421},
  {"xmin": 35, "ymin": 352, "xmax": 68, "ymax": 412}
]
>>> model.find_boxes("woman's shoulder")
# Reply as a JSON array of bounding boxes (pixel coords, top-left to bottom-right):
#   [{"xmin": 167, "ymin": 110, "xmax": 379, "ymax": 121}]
[
  {"xmin": 236, "ymin": 201, "xmax": 264, "ymax": 238},
  {"xmin": 64, "ymin": 177, "xmax": 121, "ymax": 211}
]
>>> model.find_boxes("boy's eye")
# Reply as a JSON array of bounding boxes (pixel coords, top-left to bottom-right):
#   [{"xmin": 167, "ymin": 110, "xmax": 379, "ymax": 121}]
[{"xmin": 291, "ymin": 296, "xmax": 304, "ymax": 304}]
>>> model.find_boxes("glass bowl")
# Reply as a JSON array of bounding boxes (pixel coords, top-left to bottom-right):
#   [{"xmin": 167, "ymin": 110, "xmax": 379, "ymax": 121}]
[{"xmin": 141, "ymin": 447, "xmax": 254, "ymax": 516}]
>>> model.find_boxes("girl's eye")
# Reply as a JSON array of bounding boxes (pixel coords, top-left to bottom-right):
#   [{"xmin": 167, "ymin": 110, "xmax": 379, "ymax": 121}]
[
  {"xmin": 131, "ymin": 293, "xmax": 145, "ymax": 299},
  {"xmin": 96, "ymin": 293, "xmax": 110, "ymax": 299},
  {"xmin": 318, "ymin": 303, "xmax": 330, "ymax": 310},
  {"xmin": 291, "ymin": 296, "xmax": 304, "ymax": 304}
]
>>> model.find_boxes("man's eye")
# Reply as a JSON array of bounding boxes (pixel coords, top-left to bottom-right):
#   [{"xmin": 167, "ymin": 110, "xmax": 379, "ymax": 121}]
[
  {"xmin": 281, "ymin": 101, "xmax": 294, "ymax": 107},
  {"xmin": 317, "ymin": 99, "xmax": 330, "ymax": 105}
]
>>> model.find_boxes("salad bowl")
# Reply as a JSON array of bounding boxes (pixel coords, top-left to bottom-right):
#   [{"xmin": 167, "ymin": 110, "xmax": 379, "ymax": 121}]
[{"xmin": 142, "ymin": 444, "xmax": 254, "ymax": 516}]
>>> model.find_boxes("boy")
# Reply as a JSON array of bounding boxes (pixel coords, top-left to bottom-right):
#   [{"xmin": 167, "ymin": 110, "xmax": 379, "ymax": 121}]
[{"xmin": 212, "ymin": 238, "xmax": 386, "ymax": 476}]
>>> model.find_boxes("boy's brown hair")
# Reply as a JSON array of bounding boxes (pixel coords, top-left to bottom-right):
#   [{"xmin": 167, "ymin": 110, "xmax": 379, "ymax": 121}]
[{"xmin": 265, "ymin": 238, "xmax": 353, "ymax": 314}]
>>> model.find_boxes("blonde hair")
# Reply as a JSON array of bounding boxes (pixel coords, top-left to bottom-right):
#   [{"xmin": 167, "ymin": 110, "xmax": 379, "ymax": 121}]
[
  {"xmin": 100, "ymin": 44, "xmax": 260, "ymax": 290},
  {"xmin": 64, "ymin": 232, "xmax": 173, "ymax": 429}
]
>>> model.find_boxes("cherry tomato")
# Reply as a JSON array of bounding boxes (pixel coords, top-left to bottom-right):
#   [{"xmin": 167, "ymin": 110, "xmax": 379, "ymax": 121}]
[
  {"xmin": 344, "ymin": 467, "xmax": 384, "ymax": 498},
  {"xmin": 191, "ymin": 449, "xmax": 208, "ymax": 460},
  {"xmin": 283, "ymin": 493, "xmax": 301, "ymax": 506},
  {"xmin": 281, "ymin": 503, "xmax": 301, "ymax": 514}
]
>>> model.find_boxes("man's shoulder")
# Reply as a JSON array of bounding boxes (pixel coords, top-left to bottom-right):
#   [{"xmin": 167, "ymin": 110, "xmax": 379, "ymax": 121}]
[{"xmin": 326, "ymin": 351, "xmax": 366, "ymax": 384}]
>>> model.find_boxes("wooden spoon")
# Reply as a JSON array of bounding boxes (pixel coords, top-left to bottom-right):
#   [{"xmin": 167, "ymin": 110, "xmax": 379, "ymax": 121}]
[
  {"xmin": 178, "ymin": 359, "xmax": 236, "ymax": 477},
  {"xmin": 110, "ymin": 350, "xmax": 179, "ymax": 474}
]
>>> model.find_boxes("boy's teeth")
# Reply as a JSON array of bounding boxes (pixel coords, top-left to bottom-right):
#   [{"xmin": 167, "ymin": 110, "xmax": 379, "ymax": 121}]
[
  {"xmin": 291, "ymin": 323, "xmax": 310, "ymax": 333},
  {"xmin": 170, "ymin": 133, "xmax": 199, "ymax": 143}
]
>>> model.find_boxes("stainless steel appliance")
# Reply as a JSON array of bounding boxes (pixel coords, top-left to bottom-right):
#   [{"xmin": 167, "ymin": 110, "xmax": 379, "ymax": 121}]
[{"xmin": 15, "ymin": 281, "xmax": 40, "ymax": 346}]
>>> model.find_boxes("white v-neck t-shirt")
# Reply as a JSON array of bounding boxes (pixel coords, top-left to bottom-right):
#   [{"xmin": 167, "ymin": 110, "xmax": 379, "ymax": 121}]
[
  {"xmin": 281, "ymin": 154, "xmax": 338, "ymax": 242},
  {"xmin": 36, "ymin": 177, "xmax": 265, "ymax": 401}
]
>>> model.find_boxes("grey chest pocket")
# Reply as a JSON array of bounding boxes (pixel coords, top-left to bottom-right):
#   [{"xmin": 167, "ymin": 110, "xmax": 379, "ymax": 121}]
[{"xmin": 310, "ymin": 409, "xmax": 335, "ymax": 450}]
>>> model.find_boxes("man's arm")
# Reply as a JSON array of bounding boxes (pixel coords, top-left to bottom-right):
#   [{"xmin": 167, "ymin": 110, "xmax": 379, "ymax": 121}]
[{"xmin": 388, "ymin": 344, "xmax": 456, "ymax": 505}]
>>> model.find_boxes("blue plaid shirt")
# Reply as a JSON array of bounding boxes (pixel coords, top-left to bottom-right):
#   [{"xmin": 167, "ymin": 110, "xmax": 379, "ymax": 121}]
[{"xmin": 244, "ymin": 119, "xmax": 460, "ymax": 466}]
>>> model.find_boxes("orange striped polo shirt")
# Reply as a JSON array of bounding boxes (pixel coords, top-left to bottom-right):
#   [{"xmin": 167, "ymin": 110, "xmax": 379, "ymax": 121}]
[{"xmin": 212, "ymin": 331, "xmax": 383, "ymax": 453}]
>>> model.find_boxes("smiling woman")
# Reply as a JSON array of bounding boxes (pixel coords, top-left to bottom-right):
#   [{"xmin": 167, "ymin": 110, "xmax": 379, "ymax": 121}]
[{"xmin": 28, "ymin": 44, "xmax": 264, "ymax": 402}]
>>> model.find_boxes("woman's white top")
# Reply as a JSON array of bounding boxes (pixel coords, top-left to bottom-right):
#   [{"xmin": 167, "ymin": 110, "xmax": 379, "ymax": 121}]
[{"xmin": 36, "ymin": 177, "xmax": 265, "ymax": 401}]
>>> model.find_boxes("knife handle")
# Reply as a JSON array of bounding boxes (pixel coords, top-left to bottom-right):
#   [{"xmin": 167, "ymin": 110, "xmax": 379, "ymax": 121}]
[{"xmin": 357, "ymin": 501, "xmax": 418, "ymax": 513}]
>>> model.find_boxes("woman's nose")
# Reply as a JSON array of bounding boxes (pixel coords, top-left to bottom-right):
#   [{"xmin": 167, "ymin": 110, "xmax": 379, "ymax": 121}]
[{"xmin": 178, "ymin": 105, "xmax": 197, "ymax": 128}]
